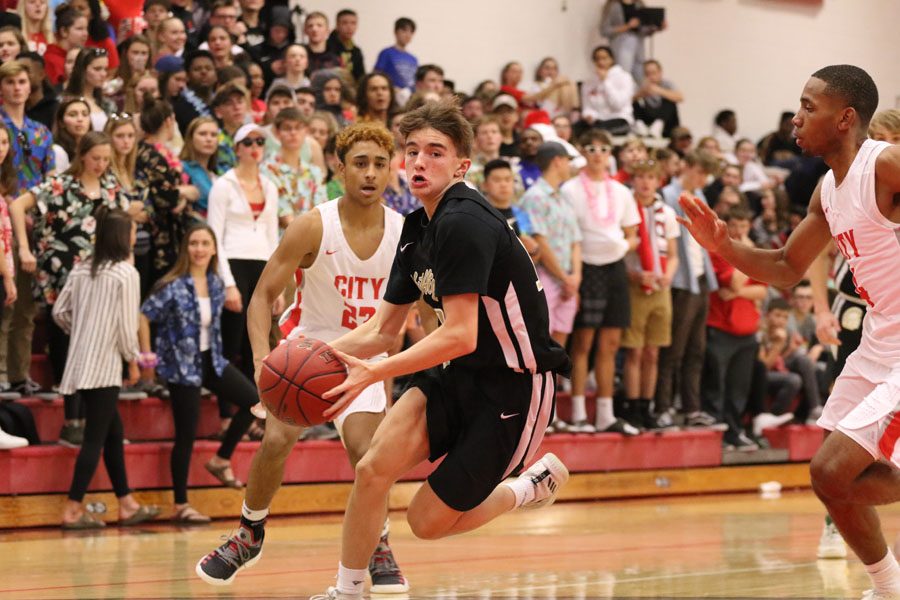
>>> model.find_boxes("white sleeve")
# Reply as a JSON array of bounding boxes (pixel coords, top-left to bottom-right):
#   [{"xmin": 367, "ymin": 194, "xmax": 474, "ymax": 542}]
[
  {"xmin": 620, "ymin": 186, "xmax": 642, "ymax": 228},
  {"xmin": 606, "ymin": 70, "xmax": 637, "ymax": 112},
  {"xmin": 117, "ymin": 267, "xmax": 141, "ymax": 362},
  {"xmin": 206, "ymin": 178, "xmax": 235, "ymax": 288},
  {"xmin": 663, "ymin": 204, "xmax": 681, "ymax": 239}
]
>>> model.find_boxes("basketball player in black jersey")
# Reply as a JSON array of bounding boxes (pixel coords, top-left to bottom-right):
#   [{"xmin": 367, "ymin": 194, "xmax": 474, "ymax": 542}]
[{"xmin": 310, "ymin": 99, "xmax": 571, "ymax": 600}]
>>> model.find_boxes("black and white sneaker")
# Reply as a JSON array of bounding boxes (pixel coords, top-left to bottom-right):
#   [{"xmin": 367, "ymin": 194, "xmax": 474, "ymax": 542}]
[
  {"xmin": 368, "ymin": 533, "xmax": 409, "ymax": 593},
  {"xmin": 723, "ymin": 432, "xmax": 759, "ymax": 452},
  {"xmin": 597, "ymin": 418, "xmax": 640, "ymax": 436},
  {"xmin": 518, "ymin": 452, "xmax": 569, "ymax": 510},
  {"xmin": 649, "ymin": 410, "xmax": 679, "ymax": 432},
  {"xmin": 685, "ymin": 411, "xmax": 728, "ymax": 431},
  {"xmin": 196, "ymin": 523, "xmax": 264, "ymax": 585}
]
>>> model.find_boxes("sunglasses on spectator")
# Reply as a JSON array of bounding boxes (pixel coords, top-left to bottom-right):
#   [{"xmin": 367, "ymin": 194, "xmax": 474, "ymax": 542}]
[
  {"xmin": 634, "ymin": 159, "xmax": 657, "ymax": 167},
  {"xmin": 110, "ymin": 112, "xmax": 133, "ymax": 121},
  {"xmin": 583, "ymin": 144, "xmax": 612, "ymax": 155},
  {"xmin": 238, "ymin": 137, "xmax": 266, "ymax": 147},
  {"xmin": 86, "ymin": 47, "xmax": 108, "ymax": 57}
]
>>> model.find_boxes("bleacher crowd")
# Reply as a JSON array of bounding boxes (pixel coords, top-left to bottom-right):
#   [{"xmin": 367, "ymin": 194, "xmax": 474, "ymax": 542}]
[{"xmin": 0, "ymin": 0, "xmax": 898, "ymax": 525}]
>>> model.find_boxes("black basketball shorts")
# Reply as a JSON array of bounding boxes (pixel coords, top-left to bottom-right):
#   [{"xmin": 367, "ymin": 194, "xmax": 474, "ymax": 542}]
[{"xmin": 408, "ymin": 364, "xmax": 556, "ymax": 512}]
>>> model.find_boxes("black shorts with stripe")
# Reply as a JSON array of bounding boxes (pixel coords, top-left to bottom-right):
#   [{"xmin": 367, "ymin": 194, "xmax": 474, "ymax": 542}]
[
  {"xmin": 573, "ymin": 259, "xmax": 631, "ymax": 330},
  {"xmin": 409, "ymin": 364, "xmax": 556, "ymax": 512}
]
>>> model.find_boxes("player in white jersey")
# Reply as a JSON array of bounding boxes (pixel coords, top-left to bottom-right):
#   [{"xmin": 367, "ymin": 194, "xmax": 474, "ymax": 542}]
[
  {"xmin": 196, "ymin": 123, "xmax": 409, "ymax": 593},
  {"xmin": 679, "ymin": 65, "xmax": 900, "ymax": 600}
]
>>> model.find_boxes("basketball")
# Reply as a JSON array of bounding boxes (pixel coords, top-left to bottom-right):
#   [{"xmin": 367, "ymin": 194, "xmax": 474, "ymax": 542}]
[{"xmin": 258, "ymin": 338, "xmax": 348, "ymax": 427}]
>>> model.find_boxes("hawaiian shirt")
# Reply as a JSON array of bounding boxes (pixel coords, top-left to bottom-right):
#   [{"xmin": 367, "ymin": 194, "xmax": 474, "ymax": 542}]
[
  {"xmin": 136, "ymin": 141, "xmax": 187, "ymax": 280},
  {"xmin": 261, "ymin": 155, "xmax": 327, "ymax": 219},
  {"xmin": 0, "ymin": 196, "xmax": 13, "ymax": 277},
  {"xmin": 31, "ymin": 172, "xmax": 128, "ymax": 305},
  {"xmin": 0, "ymin": 108, "xmax": 55, "ymax": 192},
  {"xmin": 216, "ymin": 129, "xmax": 236, "ymax": 175},
  {"xmin": 519, "ymin": 177, "xmax": 582, "ymax": 275},
  {"xmin": 383, "ymin": 175, "xmax": 421, "ymax": 216},
  {"xmin": 141, "ymin": 273, "xmax": 228, "ymax": 386}
]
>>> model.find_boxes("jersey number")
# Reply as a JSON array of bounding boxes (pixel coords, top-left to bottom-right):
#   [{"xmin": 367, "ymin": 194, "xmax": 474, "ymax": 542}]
[{"xmin": 342, "ymin": 304, "xmax": 376, "ymax": 329}]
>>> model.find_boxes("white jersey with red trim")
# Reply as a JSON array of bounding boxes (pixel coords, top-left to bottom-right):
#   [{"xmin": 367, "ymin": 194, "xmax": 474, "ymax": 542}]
[
  {"xmin": 820, "ymin": 139, "xmax": 900, "ymax": 366},
  {"xmin": 279, "ymin": 199, "xmax": 404, "ymax": 349}
]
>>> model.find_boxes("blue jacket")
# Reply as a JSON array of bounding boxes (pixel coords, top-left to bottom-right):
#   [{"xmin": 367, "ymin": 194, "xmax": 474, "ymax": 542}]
[
  {"xmin": 661, "ymin": 180, "xmax": 719, "ymax": 294},
  {"xmin": 141, "ymin": 273, "xmax": 228, "ymax": 386}
]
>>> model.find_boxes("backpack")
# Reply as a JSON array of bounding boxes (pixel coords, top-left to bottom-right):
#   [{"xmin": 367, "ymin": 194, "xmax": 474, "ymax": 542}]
[{"xmin": 0, "ymin": 402, "xmax": 40, "ymax": 445}]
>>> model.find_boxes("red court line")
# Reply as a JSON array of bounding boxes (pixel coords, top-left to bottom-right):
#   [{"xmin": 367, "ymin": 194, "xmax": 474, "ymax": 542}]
[{"xmin": 0, "ymin": 530, "xmax": 823, "ymax": 594}]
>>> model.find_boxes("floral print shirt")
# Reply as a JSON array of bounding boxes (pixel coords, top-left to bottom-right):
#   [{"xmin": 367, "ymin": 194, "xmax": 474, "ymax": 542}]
[
  {"xmin": 1, "ymin": 108, "xmax": 55, "ymax": 192},
  {"xmin": 31, "ymin": 172, "xmax": 128, "ymax": 305},
  {"xmin": 136, "ymin": 140, "xmax": 188, "ymax": 282},
  {"xmin": 141, "ymin": 272, "xmax": 229, "ymax": 386},
  {"xmin": 216, "ymin": 129, "xmax": 237, "ymax": 176},
  {"xmin": 0, "ymin": 196, "xmax": 13, "ymax": 277},
  {"xmin": 261, "ymin": 155, "xmax": 327, "ymax": 219}
]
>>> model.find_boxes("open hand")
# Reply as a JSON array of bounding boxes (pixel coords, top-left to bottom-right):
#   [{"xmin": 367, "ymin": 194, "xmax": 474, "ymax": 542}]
[
  {"xmin": 677, "ymin": 193, "xmax": 729, "ymax": 253},
  {"xmin": 815, "ymin": 309, "xmax": 841, "ymax": 346},
  {"xmin": 321, "ymin": 349, "xmax": 376, "ymax": 420}
]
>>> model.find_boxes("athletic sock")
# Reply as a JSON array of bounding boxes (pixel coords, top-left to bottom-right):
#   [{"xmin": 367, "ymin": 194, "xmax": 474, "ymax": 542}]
[
  {"xmin": 595, "ymin": 396, "xmax": 615, "ymax": 430},
  {"xmin": 336, "ymin": 562, "xmax": 367, "ymax": 596},
  {"xmin": 570, "ymin": 395, "xmax": 587, "ymax": 422},
  {"xmin": 381, "ymin": 517, "xmax": 390, "ymax": 539},
  {"xmin": 505, "ymin": 476, "xmax": 537, "ymax": 508},
  {"xmin": 865, "ymin": 550, "xmax": 900, "ymax": 593},
  {"xmin": 241, "ymin": 502, "xmax": 268, "ymax": 538}
]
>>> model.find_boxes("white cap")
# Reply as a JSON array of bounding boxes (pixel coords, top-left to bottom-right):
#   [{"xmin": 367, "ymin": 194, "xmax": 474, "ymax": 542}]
[{"xmin": 233, "ymin": 123, "xmax": 268, "ymax": 145}]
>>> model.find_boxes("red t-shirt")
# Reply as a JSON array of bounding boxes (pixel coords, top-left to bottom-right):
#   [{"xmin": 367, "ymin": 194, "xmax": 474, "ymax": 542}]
[
  {"xmin": 43, "ymin": 44, "xmax": 66, "ymax": 85},
  {"xmin": 707, "ymin": 252, "xmax": 764, "ymax": 336}
]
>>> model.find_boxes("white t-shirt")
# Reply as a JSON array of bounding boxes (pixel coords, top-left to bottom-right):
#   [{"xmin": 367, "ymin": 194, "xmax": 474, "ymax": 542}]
[
  {"xmin": 198, "ymin": 296, "xmax": 212, "ymax": 352},
  {"xmin": 560, "ymin": 173, "xmax": 641, "ymax": 265}
]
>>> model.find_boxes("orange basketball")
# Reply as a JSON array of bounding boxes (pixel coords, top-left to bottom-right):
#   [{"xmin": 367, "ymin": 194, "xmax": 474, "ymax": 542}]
[{"xmin": 258, "ymin": 338, "xmax": 348, "ymax": 427}]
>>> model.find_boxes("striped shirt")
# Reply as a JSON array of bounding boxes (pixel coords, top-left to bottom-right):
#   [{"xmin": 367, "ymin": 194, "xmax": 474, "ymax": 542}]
[{"xmin": 52, "ymin": 261, "xmax": 141, "ymax": 394}]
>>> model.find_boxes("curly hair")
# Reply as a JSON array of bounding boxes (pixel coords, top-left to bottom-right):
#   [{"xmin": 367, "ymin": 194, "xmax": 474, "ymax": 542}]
[{"xmin": 335, "ymin": 122, "xmax": 394, "ymax": 163}]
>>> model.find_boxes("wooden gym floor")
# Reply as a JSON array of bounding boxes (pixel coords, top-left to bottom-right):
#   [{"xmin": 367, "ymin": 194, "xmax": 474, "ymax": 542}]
[{"xmin": 0, "ymin": 490, "xmax": 890, "ymax": 599}]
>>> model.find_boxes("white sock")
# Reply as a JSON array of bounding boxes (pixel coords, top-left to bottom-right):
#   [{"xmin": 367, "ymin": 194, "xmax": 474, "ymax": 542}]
[
  {"xmin": 570, "ymin": 395, "xmax": 587, "ymax": 422},
  {"xmin": 381, "ymin": 517, "xmax": 390, "ymax": 538},
  {"xmin": 336, "ymin": 562, "xmax": 367, "ymax": 596},
  {"xmin": 505, "ymin": 476, "xmax": 536, "ymax": 508},
  {"xmin": 865, "ymin": 550, "xmax": 900, "ymax": 593},
  {"xmin": 241, "ymin": 502, "xmax": 269, "ymax": 522},
  {"xmin": 595, "ymin": 397, "xmax": 615, "ymax": 429}
]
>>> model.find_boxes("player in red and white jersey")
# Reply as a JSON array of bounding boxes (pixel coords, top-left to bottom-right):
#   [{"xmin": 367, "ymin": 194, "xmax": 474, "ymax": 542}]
[
  {"xmin": 196, "ymin": 123, "xmax": 409, "ymax": 593},
  {"xmin": 679, "ymin": 65, "xmax": 900, "ymax": 600}
]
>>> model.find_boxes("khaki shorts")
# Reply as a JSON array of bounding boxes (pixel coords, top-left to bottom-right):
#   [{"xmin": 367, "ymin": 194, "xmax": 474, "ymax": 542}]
[
  {"xmin": 621, "ymin": 283, "xmax": 672, "ymax": 349},
  {"xmin": 818, "ymin": 351, "xmax": 900, "ymax": 465}
]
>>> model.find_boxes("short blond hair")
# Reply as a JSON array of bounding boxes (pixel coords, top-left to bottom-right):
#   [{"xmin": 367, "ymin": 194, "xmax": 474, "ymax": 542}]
[
  {"xmin": 335, "ymin": 122, "xmax": 394, "ymax": 163},
  {"xmin": 0, "ymin": 60, "xmax": 29, "ymax": 83},
  {"xmin": 869, "ymin": 109, "xmax": 900, "ymax": 137}
]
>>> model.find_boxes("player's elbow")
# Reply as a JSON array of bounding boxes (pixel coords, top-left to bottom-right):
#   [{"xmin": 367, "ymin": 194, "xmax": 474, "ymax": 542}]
[{"xmin": 451, "ymin": 328, "xmax": 478, "ymax": 357}]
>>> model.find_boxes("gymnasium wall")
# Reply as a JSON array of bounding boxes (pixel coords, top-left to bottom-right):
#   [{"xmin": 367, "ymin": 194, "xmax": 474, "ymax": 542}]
[{"xmin": 304, "ymin": 0, "xmax": 899, "ymax": 141}]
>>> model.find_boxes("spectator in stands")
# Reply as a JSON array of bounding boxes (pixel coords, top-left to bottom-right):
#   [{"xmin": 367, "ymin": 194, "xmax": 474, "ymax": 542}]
[
  {"xmin": 712, "ymin": 185, "xmax": 748, "ymax": 219},
  {"xmin": 81, "ymin": 0, "xmax": 119, "ymax": 69},
  {"xmin": 210, "ymin": 82, "xmax": 249, "ymax": 174},
  {"xmin": 17, "ymin": 52, "xmax": 57, "ymax": 130},
  {"xmin": 304, "ymin": 11, "xmax": 341, "ymax": 75},
  {"xmin": 769, "ymin": 290, "xmax": 825, "ymax": 423},
  {"xmin": 374, "ymin": 17, "xmax": 417, "ymax": 101},
  {"xmin": 632, "ymin": 59, "xmax": 682, "ymax": 138},
  {"xmin": 207, "ymin": 123, "xmax": 279, "ymax": 379},
  {"xmin": 64, "ymin": 47, "xmax": 115, "ymax": 132},
  {"xmin": 754, "ymin": 299, "xmax": 800, "ymax": 438},
  {"xmin": 246, "ymin": 62, "xmax": 266, "ymax": 124},
  {"xmin": 355, "ymin": 71, "xmax": 394, "ymax": 127},
  {"xmin": 711, "ymin": 109, "xmax": 739, "ymax": 154},
  {"xmin": 703, "ymin": 161, "xmax": 737, "ymax": 207},
  {"xmin": 474, "ymin": 79, "xmax": 498, "ymax": 103},
  {"xmin": 612, "ymin": 137, "xmax": 648, "ymax": 186},
  {"xmin": 140, "ymin": 224, "xmax": 260, "ymax": 521},
  {"xmin": 255, "ymin": 6, "xmax": 291, "ymax": 82},
  {"xmin": 0, "ymin": 60, "xmax": 53, "ymax": 398},
  {"xmin": 466, "ymin": 115, "xmax": 503, "ymax": 192},
  {"xmin": 55, "ymin": 207, "xmax": 158, "ymax": 529},
  {"xmin": 705, "ymin": 207, "xmax": 766, "ymax": 451},
  {"xmin": 520, "ymin": 142, "xmax": 583, "ymax": 429},
  {"xmin": 750, "ymin": 187, "xmax": 789, "ymax": 249},
  {"xmin": 180, "ymin": 116, "xmax": 219, "ymax": 217},
  {"xmin": 207, "ymin": 25, "xmax": 242, "ymax": 69},
  {"xmin": 461, "ymin": 94, "xmax": 483, "ymax": 122},
  {"xmin": 109, "ymin": 35, "xmax": 151, "ymax": 109},
  {"xmin": 295, "ymin": 86, "xmax": 316, "ymax": 118},
  {"xmin": 481, "ymin": 159, "xmax": 538, "ymax": 256},
  {"xmin": 323, "ymin": 135, "xmax": 343, "ymax": 200},
  {"xmin": 124, "ymin": 72, "xmax": 160, "ymax": 117},
  {"xmin": 262, "ymin": 108, "xmax": 326, "ymax": 229},
  {"xmin": 518, "ymin": 127, "xmax": 543, "ymax": 190},
  {"xmin": 0, "ymin": 27, "xmax": 26, "ymax": 65},
  {"xmin": 654, "ymin": 147, "xmax": 680, "ymax": 186},
  {"xmin": 174, "ymin": 50, "xmax": 216, "ymax": 134},
  {"xmin": 270, "ymin": 44, "xmax": 309, "ymax": 92},
  {"xmin": 170, "ymin": 0, "xmax": 202, "ymax": 34},
  {"xmin": 578, "ymin": 45, "xmax": 636, "ymax": 138},
  {"xmin": 553, "ymin": 114, "xmax": 572, "ymax": 142},
  {"xmin": 382, "ymin": 111, "xmax": 419, "ymax": 217},
  {"xmin": 668, "ymin": 125, "xmax": 693, "ymax": 157},
  {"xmin": 415, "ymin": 64, "xmax": 444, "ymax": 96},
  {"xmin": 600, "ymin": 0, "xmax": 660, "ymax": 83},
  {"xmin": 17, "ymin": 0, "xmax": 54, "ymax": 55},
  {"xmin": 309, "ymin": 111, "xmax": 338, "ymax": 156},
  {"xmin": 0, "ymin": 125, "xmax": 20, "ymax": 396},
  {"xmin": 51, "ymin": 96, "xmax": 91, "ymax": 172},
  {"xmin": 758, "ymin": 111, "xmax": 801, "ymax": 167},
  {"xmin": 143, "ymin": 0, "xmax": 171, "ymax": 53},
  {"xmin": 499, "ymin": 61, "xmax": 531, "ymax": 108},
  {"xmin": 527, "ymin": 57, "xmax": 578, "ymax": 118},
  {"xmin": 327, "ymin": 8, "xmax": 364, "ymax": 83},
  {"xmin": 44, "ymin": 4, "xmax": 88, "ymax": 86},
  {"xmin": 136, "ymin": 96, "xmax": 195, "ymax": 283},
  {"xmin": 12, "ymin": 132, "xmax": 131, "ymax": 446},
  {"xmin": 621, "ymin": 159, "xmax": 679, "ymax": 430},
  {"xmin": 156, "ymin": 17, "xmax": 188, "ymax": 59},
  {"xmin": 238, "ymin": 0, "xmax": 265, "ymax": 54},
  {"xmin": 730, "ymin": 138, "xmax": 777, "ymax": 193},
  {"xmin": 562, "ymin": 129, "xmax": 641, "ymax": 435},
  {"xmin": 158, "ymin": 55, "xmax": 188, "ymax": 106},
  {"xmin": 868, "ymin": 109, "xmax": 900, "ymax": 144},
  {"xmin": 490, "ymin": 93, "xmax": 520, "ymax": 157},
  {"xmin": 655, "ymin": 150, "xmax": 721, "ymax": 428},
  {"xmin": 311, "ymin": 69, "xmax": 351, "ymax": 128}
]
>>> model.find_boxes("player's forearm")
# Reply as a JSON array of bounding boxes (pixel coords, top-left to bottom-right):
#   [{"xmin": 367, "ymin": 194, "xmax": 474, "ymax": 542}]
[
  {"xmin": 809, "ymin": 248, "xmax": 832, "ymax": 314},
  {"xmin": 369, "ymin": 323, "xmax": 475, "ymax": 383},
  {"xmin": 329, "ymin": 316, "xmax": 394, "ymax": 359},
  {"xmin": 717, "ymin": 239, "xmax": 805, "ymax": 289},
  {"xmin": 247, "ymin": 288, "xmax": 276, "ymax": 366}
]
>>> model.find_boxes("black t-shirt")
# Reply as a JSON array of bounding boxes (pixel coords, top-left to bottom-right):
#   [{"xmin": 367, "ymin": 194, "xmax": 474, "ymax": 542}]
[
  {"xmin": 384, "ymin": 182, "xmax": 569, "ymax": 374},
  {"xmin": 306, "ymin": 45, "xmax": 343, "ymax": 75}
]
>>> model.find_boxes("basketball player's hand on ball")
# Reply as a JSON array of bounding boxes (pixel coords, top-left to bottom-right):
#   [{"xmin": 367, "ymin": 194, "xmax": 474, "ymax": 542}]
[
  {"xmin": 814, "ymin": 308, "xmax": 842, "ymax": 346},
  {"xmin": 321, "ymin": 349, "xmax": 374, "ymax": 420},
  {"xmin": 677, "ymin": 193, "xmax": 728, "ymax": 252}
]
